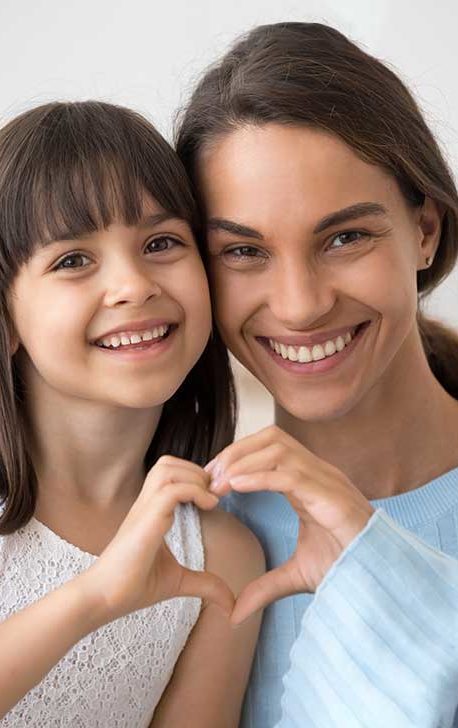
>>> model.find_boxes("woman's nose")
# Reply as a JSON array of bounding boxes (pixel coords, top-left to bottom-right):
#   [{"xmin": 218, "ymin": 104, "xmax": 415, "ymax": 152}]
[{"xmin": 268, "ymin": 261, "xmax": 337, "ymax": 329}]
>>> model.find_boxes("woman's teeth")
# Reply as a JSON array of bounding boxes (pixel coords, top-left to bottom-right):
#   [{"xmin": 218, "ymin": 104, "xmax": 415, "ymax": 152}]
[
  {"xmin": 97, "ymin": 325, "xmax": 170, "ymax": 349},
  {"xmin": 268, "ymin": 329, "xmax": 354, "ymax": 363}
]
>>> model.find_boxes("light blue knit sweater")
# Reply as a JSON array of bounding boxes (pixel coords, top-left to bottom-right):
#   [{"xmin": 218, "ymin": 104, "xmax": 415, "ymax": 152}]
[{"xmin": 223, "ymin": 466, "xmax": 458, "ymax": 727}]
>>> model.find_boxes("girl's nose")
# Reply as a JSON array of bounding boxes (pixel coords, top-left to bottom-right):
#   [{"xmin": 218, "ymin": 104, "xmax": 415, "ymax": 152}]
[
  {"xmin": 268, "ymin": 261, "xmax": 337, "ymax": 329},
  {"xmin": 103, "ymin": 264, "xmax": 162, "ymax": 308}
]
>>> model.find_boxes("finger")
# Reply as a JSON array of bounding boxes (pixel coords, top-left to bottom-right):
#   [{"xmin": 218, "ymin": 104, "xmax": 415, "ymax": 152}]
[
  {"xmin": 206, "ymin": 425, "xmax": 290, "ymax": 477},
  {"xmin": 154, "ymin": 454, "xmax": 211, "ymax": 478},
  {"xmin": 144, "ymin": 463, "xmax": 211, "ymax": 495},
  {"xmin": 209, "ymin": 442, "xmax": 293, "ymax": 495},
  {"xmin": 154, "ymin": 483, "xmax": 220, "ymax": 515},
  {"xmin": 127, "ymin": 482, "xmax": 219, "ymax": 535},
  {"xmin": 231, "ymin": 562, "xmax": 302, "ymax": 624},
  {"xmin": 227, "ymin": 470, "xmax": 306, "ymax": 498},
  {"xmin": 177, "ymin": 567, "xmax": 235, "ymax": 616}
]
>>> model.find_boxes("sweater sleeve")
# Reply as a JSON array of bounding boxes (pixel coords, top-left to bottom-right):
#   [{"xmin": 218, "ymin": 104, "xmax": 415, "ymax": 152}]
[{"xmin": 276, "ymin": 509, "xmax": 458, "ymax": 728}]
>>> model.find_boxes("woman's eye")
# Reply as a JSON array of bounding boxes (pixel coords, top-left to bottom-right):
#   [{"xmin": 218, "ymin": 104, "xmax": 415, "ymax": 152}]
[
  {"xmin": 53, "ymin": 253, "xmax": 91, "ymax": 271},
  {"xmin": 145, "ymin": 236, "xmax": 183, "ymax": 253},
  {"xmin": 223, "ymin": 245, "xmax": 266, "ymax": 261},
  {"xmin": 328, "ymin": 231, "xmax": 367, "ymax": 249}
]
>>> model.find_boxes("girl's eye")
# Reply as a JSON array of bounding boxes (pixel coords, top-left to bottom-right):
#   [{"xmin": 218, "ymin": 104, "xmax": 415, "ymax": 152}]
[
  {"xmin": 145, "ymin": 236, "xmax": 183, "ymax": 253},
  {"xmin": 328, "ymin": 231, "xmax": 367, "ymax": 250},
  {"xmin": 53, "ymin": 253, "xmax": 91, "ymax": 271}
]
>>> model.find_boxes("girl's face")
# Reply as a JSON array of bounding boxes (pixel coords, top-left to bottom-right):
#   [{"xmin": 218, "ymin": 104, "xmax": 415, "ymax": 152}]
[
  {"xmin": 198, "ymin": 124, "xmax": 440, "ymax": 421},
  {"xmin": 9, "ymin": 195, "xmax": 212, "ymax": 410}
]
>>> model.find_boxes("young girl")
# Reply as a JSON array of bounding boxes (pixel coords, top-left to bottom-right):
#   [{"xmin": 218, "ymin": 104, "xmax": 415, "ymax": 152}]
[
  {"xmin": 176, "ymin": 22, "xmax": 458, "ymax": 728},
  {"xmin": 0, "ymin": 100, "xmax": 263, "ymax": 727}
]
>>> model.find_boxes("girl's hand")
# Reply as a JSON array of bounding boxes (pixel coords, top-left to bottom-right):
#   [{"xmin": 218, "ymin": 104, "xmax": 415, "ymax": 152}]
[
  {"xmin": 83, "ymin": 456, "xmax": 235, "ymax": 624},
  {"xmin": 205, "ymin": 426, "xmax": 374, "ymax": 624}
]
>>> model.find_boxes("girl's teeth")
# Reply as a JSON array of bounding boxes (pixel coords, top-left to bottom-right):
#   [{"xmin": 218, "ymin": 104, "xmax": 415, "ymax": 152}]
[
  {"xmin": 298, "ymin": 346, "xmax": 312, "ymax": 363},
  {"xmin": 287, "ymin": 345, "xmax": 298, "ymax": 362},
  {"xmin": 311, "ymin": 344, "xmax": 325, "ymax": 361},
  {"xmin": 98, "ymin": 325, "xmax": 170, "ymax": 349},
  {"xmin": 268, "ymin": 327, "xmax": 358, "ymax": 363},
  {"xmin": 335, "ymin": 336, "xmax": 345, "ymax": 352}
]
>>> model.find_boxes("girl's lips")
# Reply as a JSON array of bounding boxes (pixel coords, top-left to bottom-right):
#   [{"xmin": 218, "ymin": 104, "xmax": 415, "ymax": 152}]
[
  {"xmin": 258, "ymin": 321, "xmax": 370, "ymax": 375},
  {"xmin": 92, "ymin": 325, "xmax": 176, "ymax": 361}
]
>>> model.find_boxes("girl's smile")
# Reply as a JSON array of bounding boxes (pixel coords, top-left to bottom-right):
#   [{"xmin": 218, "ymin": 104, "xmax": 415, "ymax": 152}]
[{"xmin": 10, "ymin": 201, "xmax": 212, "ymax": 410}]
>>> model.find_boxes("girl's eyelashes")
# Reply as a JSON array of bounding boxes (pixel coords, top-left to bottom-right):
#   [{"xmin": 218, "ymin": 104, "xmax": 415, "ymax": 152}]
[
  {"xmin": 52, "ymin": 252, "xmax": 91, "ymax": 271},
  {"xmin": 144, "ymin": 235, "xmax": 185, "ymax": 254},
  {"xmin": 50, "ymin": 235, "xmax": 186, "ymax": 272}
]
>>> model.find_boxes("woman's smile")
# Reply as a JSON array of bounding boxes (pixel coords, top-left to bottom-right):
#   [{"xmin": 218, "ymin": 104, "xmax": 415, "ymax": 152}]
[{"xmin": 256, "ymin": 320, "xmax": 372, "ymax": 376}]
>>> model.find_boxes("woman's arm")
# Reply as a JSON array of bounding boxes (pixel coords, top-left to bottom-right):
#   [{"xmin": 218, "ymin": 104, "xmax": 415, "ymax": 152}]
[
  {"xmin": 278, "ymin": 511, "xmax": 458, "ymax": 728},
  {"xmin": 150, "ymin": 509, "xmax": 265, "ymax": 728}
]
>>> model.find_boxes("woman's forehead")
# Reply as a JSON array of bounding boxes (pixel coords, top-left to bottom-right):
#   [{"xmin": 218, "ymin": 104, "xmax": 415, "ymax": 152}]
[{"xmin": 198, "ymin": 124, "xmax": 400, "ymax": 229}]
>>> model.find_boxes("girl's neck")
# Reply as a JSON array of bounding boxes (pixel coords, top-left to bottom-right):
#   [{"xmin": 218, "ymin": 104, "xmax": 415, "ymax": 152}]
[
  {"xmin": 276, "ymin": 330, "xmax": 458, "ymax": 500},
  {"xmin": 25, "ymin": 387, "xmax": 162, "ymax": 511}
]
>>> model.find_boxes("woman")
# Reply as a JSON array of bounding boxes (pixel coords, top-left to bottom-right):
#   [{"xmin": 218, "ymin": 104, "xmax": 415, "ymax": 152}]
[{"xmin": 176, "ymin": 22, "xmax": 458, "ymax": 728}]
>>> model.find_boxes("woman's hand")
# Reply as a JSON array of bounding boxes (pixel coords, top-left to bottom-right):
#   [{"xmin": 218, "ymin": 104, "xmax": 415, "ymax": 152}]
[
  {"xmin": 205, "ymin": 426, "xmax": 374, "ymax": 624},
  {"xmin": 82, "ymin": 455, "xmax": 235, "ymax": 625}
]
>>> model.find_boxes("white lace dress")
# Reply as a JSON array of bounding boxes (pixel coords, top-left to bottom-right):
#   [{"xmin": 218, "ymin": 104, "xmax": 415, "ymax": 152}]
[{"xmin": 0, "ymin": 504, "xmax": 204, "ymax": 727}]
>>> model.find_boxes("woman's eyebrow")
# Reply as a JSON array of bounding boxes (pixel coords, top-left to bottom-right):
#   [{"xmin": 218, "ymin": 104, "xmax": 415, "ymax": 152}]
[
  {"xmin": 313, "ymin": 202, "xmax": 389, "ymax": 233},
  {"xmin": 207, "ymin": 218, "xmax": 264, "ymax": 240},
  {"xmin": 207, "ymin": 203, "xmax": 388, "ymax": 240}
]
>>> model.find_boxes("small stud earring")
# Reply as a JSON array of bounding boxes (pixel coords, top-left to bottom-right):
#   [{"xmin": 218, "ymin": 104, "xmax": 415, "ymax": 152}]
[{"xmin": 425, "ymin": 256, "xmax": 432, "ymax": 267}]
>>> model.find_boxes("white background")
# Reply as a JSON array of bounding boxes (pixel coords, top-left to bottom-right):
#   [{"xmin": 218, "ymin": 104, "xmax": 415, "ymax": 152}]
[{"xmin": 1, "ymin": 0, "xmax": 457, "ymax": 430}]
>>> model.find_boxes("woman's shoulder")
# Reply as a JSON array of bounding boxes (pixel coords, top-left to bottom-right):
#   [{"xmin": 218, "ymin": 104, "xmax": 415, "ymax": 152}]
[{"xmin": 200, "ymin": 508, "xmax": 266, "ymax": 590}]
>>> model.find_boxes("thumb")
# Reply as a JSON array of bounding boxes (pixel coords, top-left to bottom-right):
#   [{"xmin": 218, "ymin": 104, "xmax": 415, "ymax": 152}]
[
  {"xmin": 231, "ymin": 561, "xmax": 301, "ymax": 625},
  {"xmin": 177, "ymin": 566, "xmax": 235, "ymax": 616}
]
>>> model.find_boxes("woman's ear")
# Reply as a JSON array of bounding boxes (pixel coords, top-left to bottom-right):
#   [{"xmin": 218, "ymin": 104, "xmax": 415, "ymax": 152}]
[{"xmin": 416, "ymin": 197, "xmax": 443, "ymax": 270}]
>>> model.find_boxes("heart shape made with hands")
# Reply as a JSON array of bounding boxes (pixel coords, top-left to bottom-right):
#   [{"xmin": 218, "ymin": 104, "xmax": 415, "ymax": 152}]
[{"xmin": 206, "ymin": 425, "xmax": 375, "ymax": 625}]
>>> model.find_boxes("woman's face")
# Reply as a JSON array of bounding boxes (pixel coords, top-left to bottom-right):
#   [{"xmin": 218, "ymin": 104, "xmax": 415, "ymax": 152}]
[{"xmin": 198, "ymin": 124, "xmax": 440, "ymax": 421}]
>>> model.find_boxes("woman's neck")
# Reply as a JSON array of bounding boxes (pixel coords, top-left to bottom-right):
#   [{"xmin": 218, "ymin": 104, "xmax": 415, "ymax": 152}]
[{"xmin": 276, "ymin": 333, "xmax": 458, "ymax": 501}]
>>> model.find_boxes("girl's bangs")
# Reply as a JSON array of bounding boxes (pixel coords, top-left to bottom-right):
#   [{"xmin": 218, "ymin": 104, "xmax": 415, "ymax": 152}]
[{"xmin": 0, "ymin": 102, "xmax": 197, "ymax": 273}]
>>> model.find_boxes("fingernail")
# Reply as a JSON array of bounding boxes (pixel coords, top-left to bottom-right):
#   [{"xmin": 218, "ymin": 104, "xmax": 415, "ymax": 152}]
[
  {"xmin": 204, "ymin": 458, "xmax": 217, "ymax": 473},
  {"xmin": 209, "ymin": 477, "xmax": 224, "ymax": 493},
  {"xmin": 228, "ymin": 475, "xmax": 249, "ymax": 485}
]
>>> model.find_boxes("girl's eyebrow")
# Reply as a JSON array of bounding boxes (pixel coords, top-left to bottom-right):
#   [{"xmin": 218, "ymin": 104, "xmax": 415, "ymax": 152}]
[{"xmin": 207, "ymin": 202, "xmax": 389, "ymax": 240}]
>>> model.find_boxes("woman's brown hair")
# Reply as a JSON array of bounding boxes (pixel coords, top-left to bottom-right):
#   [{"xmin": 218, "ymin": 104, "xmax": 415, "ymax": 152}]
[
  {"xmin": 0, "ymin": 100, "xmax": 236, "ymax": 534},
  {"xmin": 176, "ymin": 22, "xmax": 458, "ymax": 397}
]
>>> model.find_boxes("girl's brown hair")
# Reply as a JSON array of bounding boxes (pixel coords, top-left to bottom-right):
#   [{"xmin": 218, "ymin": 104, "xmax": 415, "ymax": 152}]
[
  {"xmin": 0, "ymin": 100, "xmax": 236, "ymax": 534},
  {"xmin": 176, "ymin": 22, "xmax": 458, "ymax": 397}
]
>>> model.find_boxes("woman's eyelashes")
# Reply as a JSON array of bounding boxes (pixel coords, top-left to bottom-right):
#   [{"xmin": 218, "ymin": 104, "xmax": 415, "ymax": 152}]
[
  {"xmin": 51, "ymin": 235, "xmax": 186, "ymax": 272},
  {"xmin": 215, "ymin": 228, "xmax": 376, "ymax": 267}
]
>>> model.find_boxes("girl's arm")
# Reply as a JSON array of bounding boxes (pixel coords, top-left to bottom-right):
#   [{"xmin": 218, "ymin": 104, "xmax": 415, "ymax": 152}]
[
  {"xmin": 0, "ymin": 456, "xmax": 233, "ymax": 718},
  {"xmin": 0, "ymin": 571, "xmax": 107, "ymax": 717},
  {"xmin": 150, "ymin": 509, "xmax": 265, "ymax": 728}
]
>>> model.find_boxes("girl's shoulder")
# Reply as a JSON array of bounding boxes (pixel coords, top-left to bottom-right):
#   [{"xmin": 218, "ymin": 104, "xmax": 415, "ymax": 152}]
[{"xmin": 199, "ymin": 509, "xmax": 265, "ymax": 592}]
